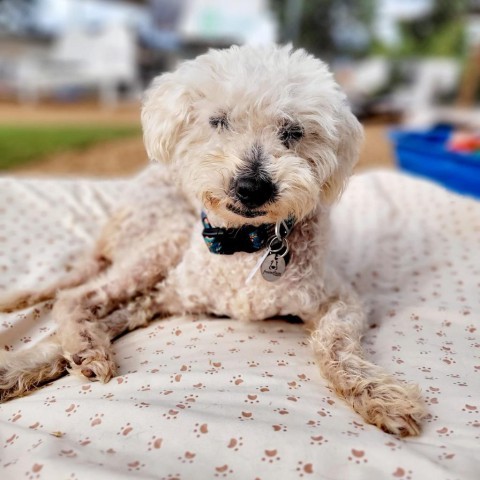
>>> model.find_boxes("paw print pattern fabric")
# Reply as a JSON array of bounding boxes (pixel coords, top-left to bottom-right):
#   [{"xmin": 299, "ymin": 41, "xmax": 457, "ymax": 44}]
[{"xmin": 1, "ymin": 171, "xmax": 479, "ymax": 479}]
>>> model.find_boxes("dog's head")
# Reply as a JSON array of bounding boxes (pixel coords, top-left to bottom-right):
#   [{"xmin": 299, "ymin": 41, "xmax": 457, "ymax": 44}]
[{"xmin": 142, "ymin": 45, "xmax": 363, "ymax": 226}]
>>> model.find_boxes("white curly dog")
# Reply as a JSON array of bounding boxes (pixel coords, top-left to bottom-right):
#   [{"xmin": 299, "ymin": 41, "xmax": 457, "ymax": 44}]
[{"xmin": 0, "ymin": 45, "xmax": 427, "ymax": 436}]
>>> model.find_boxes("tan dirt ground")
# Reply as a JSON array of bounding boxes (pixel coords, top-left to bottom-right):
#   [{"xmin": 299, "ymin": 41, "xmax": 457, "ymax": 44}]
[{"xmin": 2, "ymin": 103, "xmax": 396, "ymax": 178}]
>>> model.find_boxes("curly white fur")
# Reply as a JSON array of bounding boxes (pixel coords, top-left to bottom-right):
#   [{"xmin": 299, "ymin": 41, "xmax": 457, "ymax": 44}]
[{"xmin": 0, "ymin": 45, "xmax": 427, "ymax": 436}]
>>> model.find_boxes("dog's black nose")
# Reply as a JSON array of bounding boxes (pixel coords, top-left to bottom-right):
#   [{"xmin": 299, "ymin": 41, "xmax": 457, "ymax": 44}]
[{"xmin": 234, "ymin": 175, "xmax": 276, "ymax": 209}]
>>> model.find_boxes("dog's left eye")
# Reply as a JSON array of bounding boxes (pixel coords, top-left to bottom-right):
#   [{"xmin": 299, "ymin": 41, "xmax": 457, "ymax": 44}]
[
  {"xmin": 209, "ymin": 114, "xmax": 229, "ymax": 131},
  {"xmin": 279, "ymin": 123, "xmax": 304, "ymax": 148}
]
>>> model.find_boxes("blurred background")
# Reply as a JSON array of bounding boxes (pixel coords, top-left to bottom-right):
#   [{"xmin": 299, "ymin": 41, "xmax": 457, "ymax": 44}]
[{"xmin": 0, "ymin": 0, "xmax": 478, "ymax": 198}]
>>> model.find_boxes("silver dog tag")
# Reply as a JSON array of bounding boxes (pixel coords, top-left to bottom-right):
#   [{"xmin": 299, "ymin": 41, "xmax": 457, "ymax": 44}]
[{"xmin": 261, "ymin": 253, "xmax": 286, "ymax": 282}]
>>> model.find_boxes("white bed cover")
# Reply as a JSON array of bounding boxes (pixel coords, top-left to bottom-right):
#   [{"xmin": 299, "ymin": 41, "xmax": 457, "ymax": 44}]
[{"xmin": 0, "ymin": 170, "xmax": 479, "ymax": 480}]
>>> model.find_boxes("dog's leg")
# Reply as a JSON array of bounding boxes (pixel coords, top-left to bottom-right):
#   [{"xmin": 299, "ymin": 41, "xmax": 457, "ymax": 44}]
[
  {"xmin": 0, "ymin": 254, "xmax": 110, "ymax": 313},
  {"xmin": 305, "ymin": 289, "xmax": 427, "ymax": 437},
  {"xmin": 0, "ymin": 292, "xmax": 163, "ymax": 402},
  {"xmin": 56, "ymin": 283, "xmax": 167, "ymax": 383},
  {"xmin": 0, "ymin": 337, "xmax": 66, "ymax": 402},
  {"xmin": 52, "ymin": 231, "xmax": 187, "ymax": 383},
  {"xmin": 101, "ymin": 290, "xmax": 165, "ymax": 338}
]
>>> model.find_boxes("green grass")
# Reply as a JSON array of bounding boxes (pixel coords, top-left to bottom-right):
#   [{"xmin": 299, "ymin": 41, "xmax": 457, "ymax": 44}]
[{"xmin": 0, "ymin": 124, "xmax": 141, "ymax": 170}]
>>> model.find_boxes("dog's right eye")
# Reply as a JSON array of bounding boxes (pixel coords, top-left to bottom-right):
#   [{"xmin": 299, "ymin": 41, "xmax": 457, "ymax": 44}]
[
  {"xmin": 279, "ymin": 122, "xmax": 304, "ymax": 148},
  {"xmin": 209, "ymin": 114, "xmax": 229, "ymax": 131}
]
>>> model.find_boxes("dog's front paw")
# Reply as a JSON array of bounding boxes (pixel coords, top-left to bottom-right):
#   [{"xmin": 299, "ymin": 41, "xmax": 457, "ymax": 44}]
[
  {"xmin": 350, "ymin": 381, "xmax": 427, "ymax": 437},
  {"xmin": 68, "ymin": 350, "xmax": 116, "ymax": 383}
]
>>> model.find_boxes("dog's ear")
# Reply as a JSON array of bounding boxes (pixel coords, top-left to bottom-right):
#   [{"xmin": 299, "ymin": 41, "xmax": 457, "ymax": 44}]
[
  {"xmin": 141, "ymin": 71, "xmax": 193, "ymax": 163},
  {"xmin": 321, "ymin": 103, "xmax": 363, "ymax": 203}
]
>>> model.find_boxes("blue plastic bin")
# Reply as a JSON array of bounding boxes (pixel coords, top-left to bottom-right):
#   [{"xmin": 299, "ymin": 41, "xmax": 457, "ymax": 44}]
[{"xmin": 389, "ymin": 125, "xmax": 480, "ymax": 199}]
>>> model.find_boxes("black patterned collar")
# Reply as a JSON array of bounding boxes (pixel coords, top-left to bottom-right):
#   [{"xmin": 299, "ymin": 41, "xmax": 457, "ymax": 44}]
[{"xmin": 201, "ymin": 212, "xmax": 295, "ymax": 255}]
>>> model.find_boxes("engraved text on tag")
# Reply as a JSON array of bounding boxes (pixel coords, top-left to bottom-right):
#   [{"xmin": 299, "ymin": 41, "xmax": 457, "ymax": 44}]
[{"xmin": 261, "ymin": 253, "xmax": 286, "ymax": 282}]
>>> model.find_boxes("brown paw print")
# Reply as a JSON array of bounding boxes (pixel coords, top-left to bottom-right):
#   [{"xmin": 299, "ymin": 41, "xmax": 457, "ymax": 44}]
[
  {"xmin": 247, "ymin": 360, "xmax": 260, "ymax": 368},
  {"xmin": 195, "ymin": 323, "xmax": 206, "ymax": 333},
  {"xmin": 9, "ymin": 410, "xmax": 22, "ymax": 422},
  {"xmin": 238, "ymin": 411, "xmax": 254, "ymax": 421},
  {"xmin": 89, "ymin": 413, "xmax": 104, "ymax": 427},
  {"xmin": 438, "ymin": 451, "xmax": 455, "ymax": 461},
  {"xmin": 79, "ymin": 384, "xmax": 92, "ymax": 395},
  {"xmin": 424, "ymin": 413, "xmax": 439, "ymax": 423},
  {"xmin": 4, "ymin": 433, "xmax": 18, "ymax": 448},
  {"xmin": 59, "ymin": 449, "xmax": 77, "ymax": 458},
  {"xmin": 147, "ymin": 436, "xmax": 163, "ymax": 451},
  {"xmin": 162, "ymin": 409, "xmax": 179, "ymax": 420},
  {"xmin": 117, "ymin": 423, "xmax": 133, "ymax": 436},
  {"xmin": 26, "ymin": 463, "xmax": 43, "ymax": 480},
  {"xmin": 43, "ymin": 396, "xmax": 57, "ymax": 406},
  {"xmin": 316, "ymin": 408, "xmax": 332, "ymax": 418},
  {"xmin": 193, "ymin": 423, "xmax": 208, "ymax": 437},
  {"xmin": 171, "ymin": 327, "xmax": 183, "ymax": 336},
  {"xmin": 261, "ymin": 449, "xmax": 281, "ymax": 464},
  {"xmin": 177, "ymin": 451, "xmax": 196, "ymax": 464},
  {"xmin": 436, "ymin": 427, "xmax": 453, "ymax": 437},
  {"xmin": 244, "ymin": 394, "xmax": 259, "ymax": 404},
  {"xmin": 170, "ymin": 373, "xmax": 183, "ymax": 383},
  {"xmin": 442, "ymin": 356, "xmax": 456, "ymax": 365},
  {"xmin": 348, "ymin": 449, "xmax": 368, "ymax": 464},
  {"xmin": 348, "ymin": 420, "xmax": 365, "ymax": 431},
  {"xmin": 296, "ymin": 461, "xmax": 314, "ymax": 477},
  {"xmin": 385, "ymin": 441, "xmax": 401, "ymax": 452},
  {"xmin": 392, "ymin": 467, "xmax": 413, "ymax": 479},
  {"xmin": 65, "ymin": 404, "xmax": 79, "ymax": 416},
  {"xmin": 230, "ymin": 375, "xmax": 244, "ymax": 386},
  {"xmin": 177, "ymin": 394, "xmax": 198, "ymax": 409},
  {"xmin": 272, "ymin": 424, "xmax": 288, "ymax": 433},
  {"xmin": 102, "ymin": 393, "xmax": 115, "ymax": 400},
  {"xmin": 310, "ymin": 435, "xmax": 328, "ymax": 446},
  {"xmin": 424, "ymin": 396, "xmax": 439, "ymax": 406},
  {"xmin": 127, "ymin": 460, "xmax": 145, "ymax": 472},
  {"xmin": 227, "ymin": 437, "xmax": 243, "ymax": 451},
  {"xmin": 214, "ymin": 464, "xmax": 234, "ymax": 478}
]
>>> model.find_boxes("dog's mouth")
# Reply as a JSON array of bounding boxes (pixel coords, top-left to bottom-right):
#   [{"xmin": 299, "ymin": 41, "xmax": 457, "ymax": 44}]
[{"xmin": 226, "ymin": 203, "xmax": 267, "ymax": 218}]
